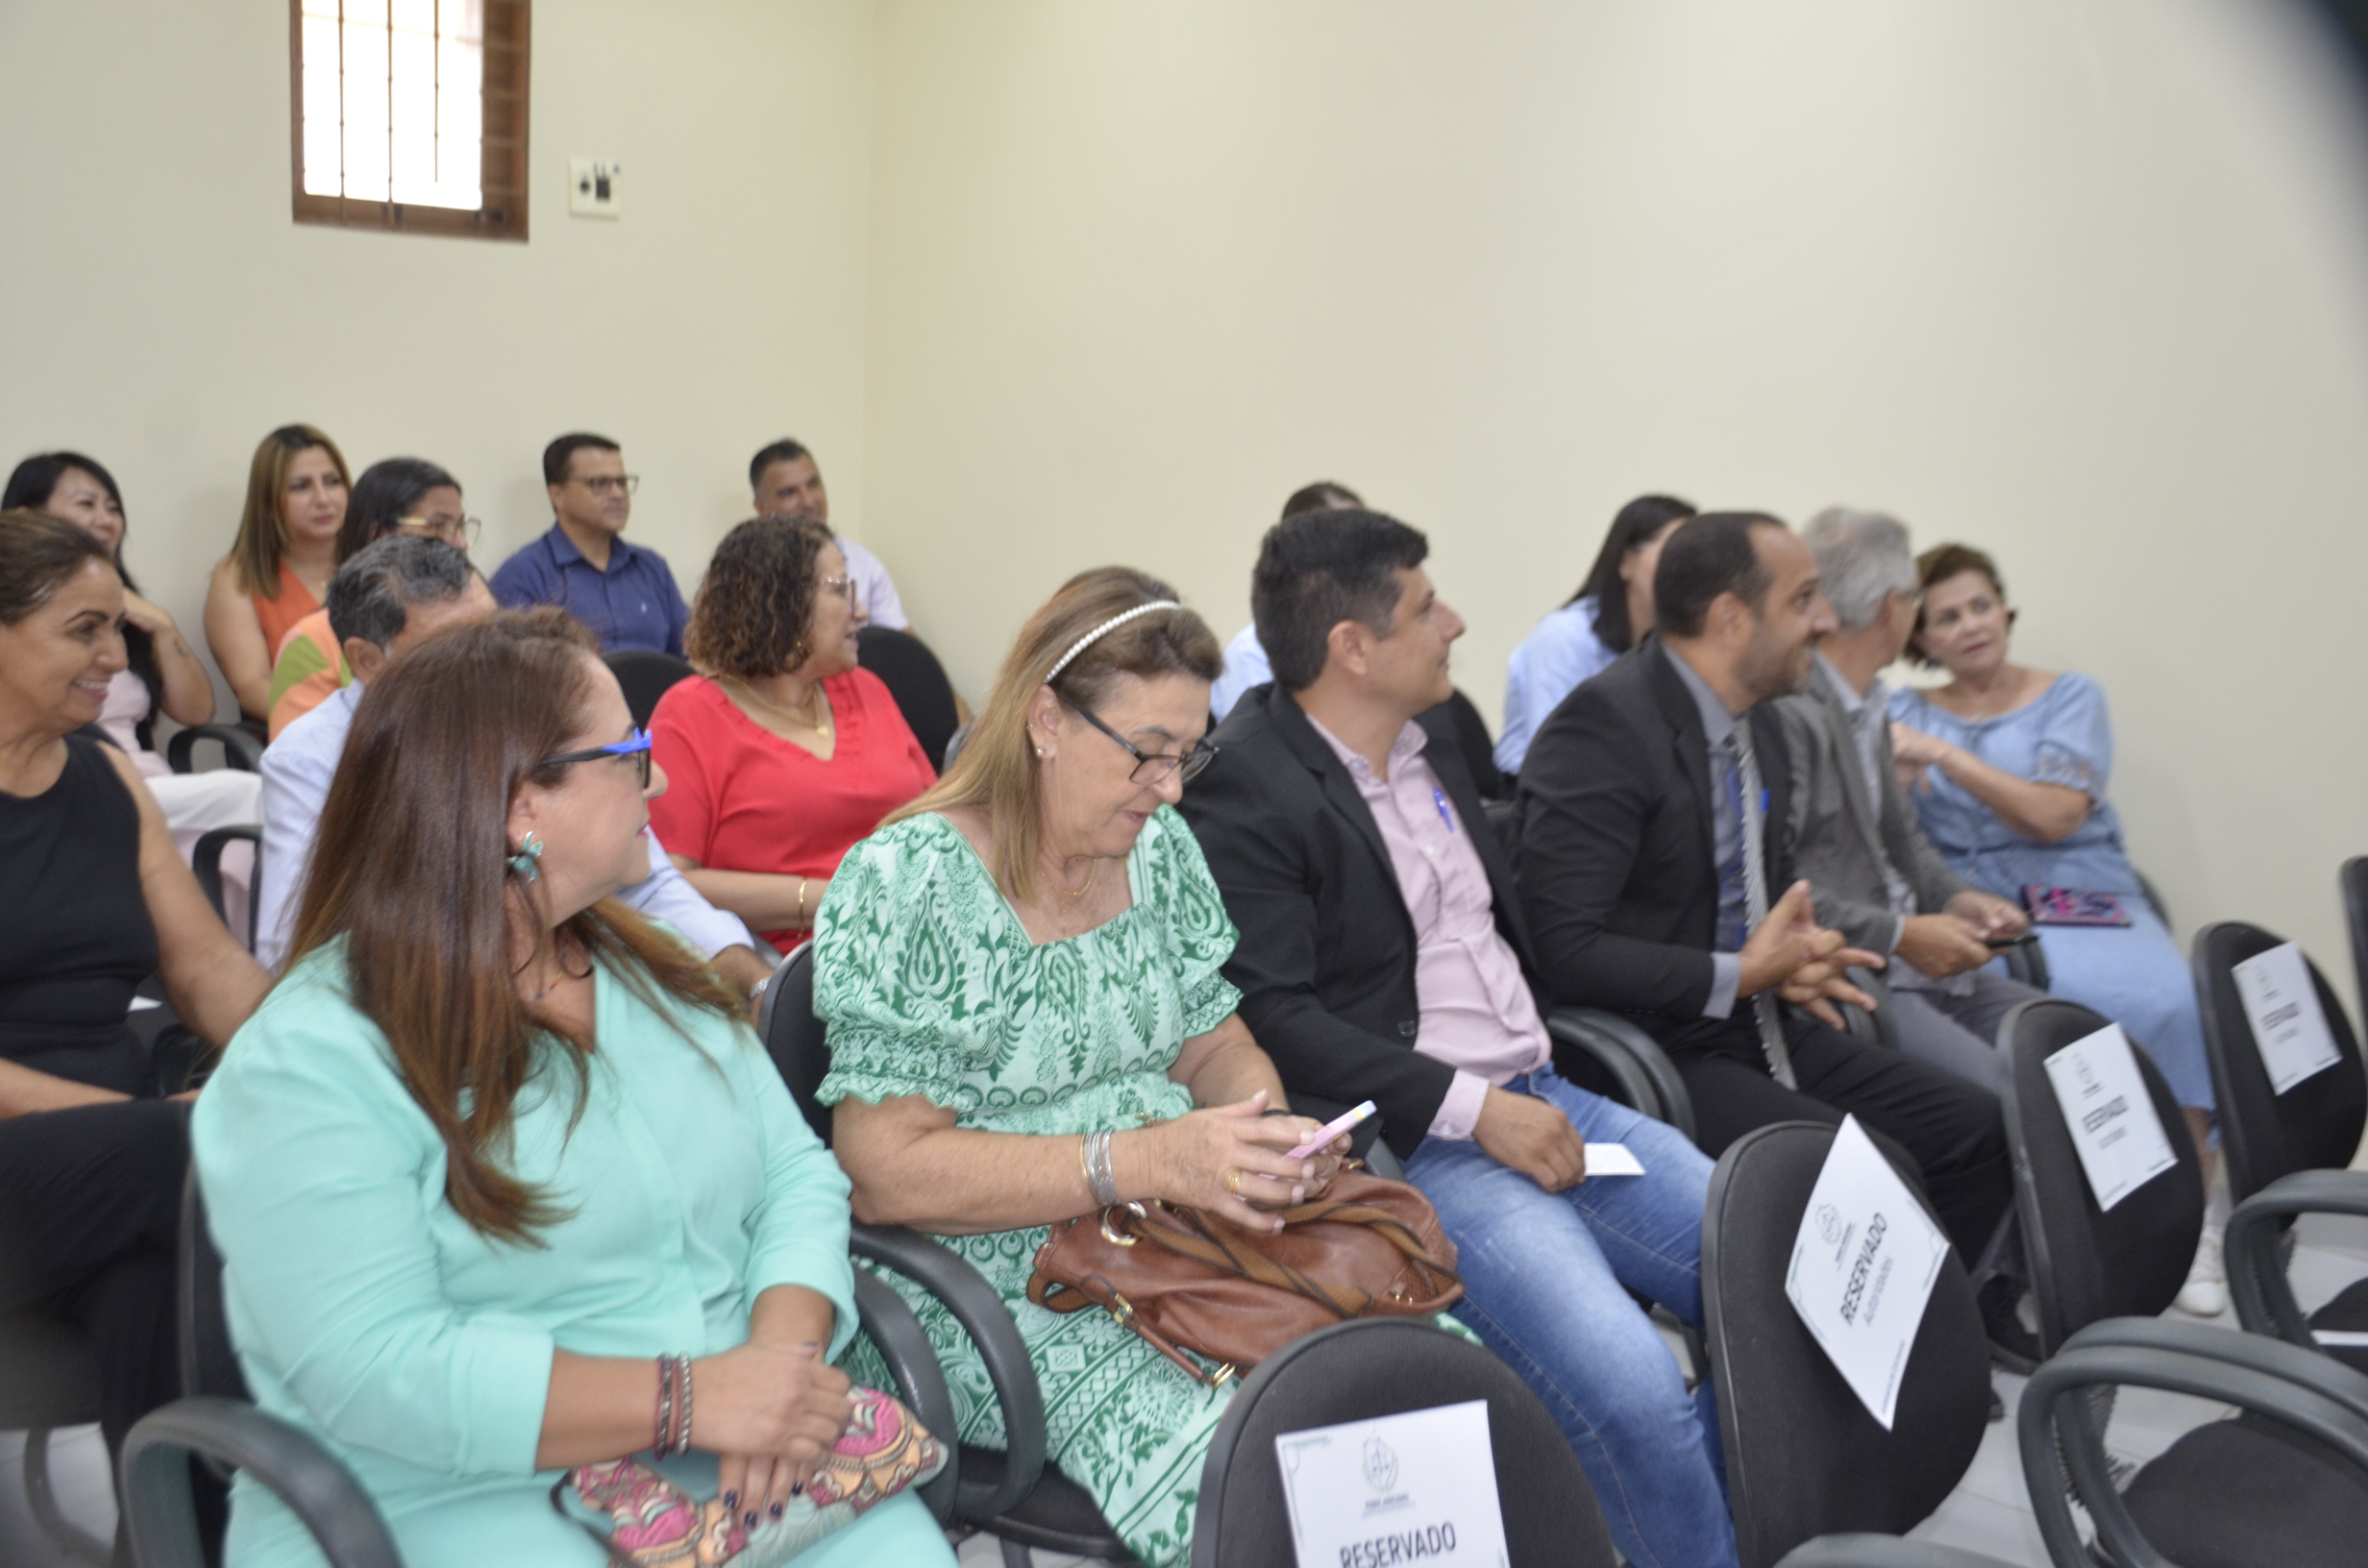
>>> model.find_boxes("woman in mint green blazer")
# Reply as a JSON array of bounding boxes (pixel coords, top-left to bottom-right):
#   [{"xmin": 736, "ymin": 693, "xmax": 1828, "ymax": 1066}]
[{"xmin": 191, "ymin": 608, "xmax": 955, "ymax": 1568}]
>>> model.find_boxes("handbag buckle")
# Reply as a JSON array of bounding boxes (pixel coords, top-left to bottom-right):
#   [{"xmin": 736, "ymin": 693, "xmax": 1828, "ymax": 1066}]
[
  {"xmin": 1104, "ymin": 1289, "xmax": 1135, "ymax": 1325},
  {"xmin": 1099, "ymin": 1202, "xmax": 1147, "ymax": 1246}
]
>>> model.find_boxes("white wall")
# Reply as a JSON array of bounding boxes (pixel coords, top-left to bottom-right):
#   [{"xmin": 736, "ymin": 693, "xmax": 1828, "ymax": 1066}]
[
  {"xmin": 860, "ymin": 0, "xmax": 2368, "ymax": 998},
  {"xmin": 0, "ymin": 0, "xmax": 876, "ymax": 675}
]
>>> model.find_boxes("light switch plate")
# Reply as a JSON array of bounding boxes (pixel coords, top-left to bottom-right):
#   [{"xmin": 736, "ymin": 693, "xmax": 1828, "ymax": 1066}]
[{"xmin": 569, "ymin": 158, "xmax": 623, "ymax": 218}]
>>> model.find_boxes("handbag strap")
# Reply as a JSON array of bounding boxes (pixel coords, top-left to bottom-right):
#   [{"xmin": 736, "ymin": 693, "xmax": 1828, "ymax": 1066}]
[{"xmin": 1027, "ymin": 1268, "xmax": 1239, "ymax": 1388}]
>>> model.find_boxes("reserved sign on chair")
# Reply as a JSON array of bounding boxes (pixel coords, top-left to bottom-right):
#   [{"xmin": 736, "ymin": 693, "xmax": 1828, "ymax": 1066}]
[
  {"xmin": 1275, "ymin": 1399, "xmax": 1512, "ymax": 1568},
  {"xmin": 1785, "ymin": 1116, "xmax": 1949, "ymax": 1430},
  {"xmin": 2233, "ymin": 942, "xmax": 2343, "ymax": 1094},
  {"xmin": 2043, "ymin": 1021, "xmax": 2178, "ymax": 1212}
]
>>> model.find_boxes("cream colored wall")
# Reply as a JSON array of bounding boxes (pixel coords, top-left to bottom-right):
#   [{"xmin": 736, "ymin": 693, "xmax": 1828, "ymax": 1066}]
[
  {"xmin": 860, "ymin": 0, "xmax": 2368, "ymax": 1001},
  {"xmin": 0, "ymin": 0, "xmax": 876, "ymax": 688}
]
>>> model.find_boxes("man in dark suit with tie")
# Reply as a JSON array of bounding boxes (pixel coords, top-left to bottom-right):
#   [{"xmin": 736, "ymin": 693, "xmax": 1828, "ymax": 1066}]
[
  {"xmin": 1182, "ymin": 510, "xmax": 1738, "ymax": 1568},
  {"xmin": 1515, "ymin": 512, "xmax": 2012, "ymax": 1269}
]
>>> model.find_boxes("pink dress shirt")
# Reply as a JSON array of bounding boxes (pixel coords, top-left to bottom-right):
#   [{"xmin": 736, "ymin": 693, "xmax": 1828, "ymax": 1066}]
[{"xmin": 1305, "ymin": 715, "xmax": 1552, "ymax": 1139}]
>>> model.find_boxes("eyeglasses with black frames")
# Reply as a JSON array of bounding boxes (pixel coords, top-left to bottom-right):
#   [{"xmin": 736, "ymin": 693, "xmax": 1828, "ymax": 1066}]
[
  {"xmin": 542, "ymin": 728, "xmax": 654, "ymax": 788},
  {"xmin": 1060, "ymin": 698, "xmax": 1217, "ymax": 785}
]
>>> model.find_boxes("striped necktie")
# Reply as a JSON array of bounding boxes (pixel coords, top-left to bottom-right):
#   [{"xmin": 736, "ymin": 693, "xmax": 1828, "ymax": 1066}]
[{"xmin": 1731, "ymin": 726, "xmax": 1798, "ymax": 1090}]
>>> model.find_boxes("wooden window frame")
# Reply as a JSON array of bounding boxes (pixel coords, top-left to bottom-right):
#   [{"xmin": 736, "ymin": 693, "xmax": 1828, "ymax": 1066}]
[{"xmin": 289, "ymin": 0, "xmax": 530, "ymax": 242}]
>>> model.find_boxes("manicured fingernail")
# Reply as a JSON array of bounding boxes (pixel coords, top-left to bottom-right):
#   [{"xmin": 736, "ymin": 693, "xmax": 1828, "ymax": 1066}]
[
  {"xmin": 744, "ymin": 1511, "xmax": 759, "ymax": 1529},
  {"xmin": 770, "ymin": 1501, "xmax": 785, "ymax": 1519},
  {"xmin": 791, "ymin": 1483, "xmax": 802, "ymax": 1498},
  {"xmin": 1291, "ymin": 1185, "xmax": 1305, "ymax": 1203}
]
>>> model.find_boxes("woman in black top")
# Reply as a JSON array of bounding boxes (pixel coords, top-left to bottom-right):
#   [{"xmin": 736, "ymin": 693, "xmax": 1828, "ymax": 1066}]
[{"xmin": 0, "ymin": 511, "xmax": 267, "ymax": 1482}]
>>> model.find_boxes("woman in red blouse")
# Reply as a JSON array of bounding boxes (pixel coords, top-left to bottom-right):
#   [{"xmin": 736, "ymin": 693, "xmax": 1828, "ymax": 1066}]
[{"xmin": 650, "ymin": 517, "xmax": 937, "ymax": 952}]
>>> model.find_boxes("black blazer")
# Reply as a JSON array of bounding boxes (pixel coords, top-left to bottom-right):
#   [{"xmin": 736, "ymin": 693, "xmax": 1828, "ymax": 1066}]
[
  {"xmin": 1514, "ymin": 642, "xmax": 1795, "ymax": 1038},
  {"xmin": 1178, "ymin": 684, "xmax": 1541, "ymax": 1161}
]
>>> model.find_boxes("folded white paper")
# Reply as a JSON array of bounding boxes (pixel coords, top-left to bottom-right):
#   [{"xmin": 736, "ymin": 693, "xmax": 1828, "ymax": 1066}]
[
  {"xmin": 2233, "ymin": 942, "xmax": 2342, "ymax": 1094},
  {"xmin": 1583, "ymin": 1142, "xmax": 1644, "ymax": 1177},
  {"xmin": 1785, "ymin": 1115, "xmax": 1949, "ymax": 1430},
  {"xmin": 1276, "ymin": 1399, "xmax": 1511, "ymax": 1568},
  {"xmin": 2043, "ymin": 1022, "xmax": 2178, "ymax": 1212}
]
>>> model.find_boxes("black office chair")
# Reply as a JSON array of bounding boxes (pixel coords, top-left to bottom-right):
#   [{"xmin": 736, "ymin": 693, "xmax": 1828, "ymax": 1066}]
[
  {"xmin": 856, "ymin": 625, "xmax": 962, "ymax": 770},
  {"xmin": 2192, "ymin": 921, "xmax": 2368, "ymax": 1372},
  {"xmin": 1, "ymin": 1312, "xmax": 110, "ymax": 1562},
  {"xmin": 2016, "ymin": 1314, "xmax": 2368, "ymax": 1567},
  {"xmin": 604, "ymin": 649, "xmax": 696, "ymax": 729},
  {"xmin": 120, "ymin": 1175, "xmax": 401, "ymax": 1568},
  {"xmin": 1545, "ymin": 1007, "xmax": 1698, "ymax": 1142},
  {"xmin": 1190, "ymin": 1317, "xmax": 1617, "ymax": 1568},
  {"xmin": 2342, "ymin": 858, "xmax": 2368, "ymax": 1035},
  {"xmin": 1701, "ymin": 1122, "xmax": 1992, "ymax": 1568},
  {"xmin": 756, "ymin": 944, "xmax": 1102, "ymax": 1561},
  {"xmin": 1997, "ymin": 998, "xmax": 2203, "ymax": 1360},
  {"xmin": 192, "ymin": 824, "xmax": 262, "ymax": 952},
  {"xmin": 166, "ymin": 724, "xmax": 263, "ymax": 774}
]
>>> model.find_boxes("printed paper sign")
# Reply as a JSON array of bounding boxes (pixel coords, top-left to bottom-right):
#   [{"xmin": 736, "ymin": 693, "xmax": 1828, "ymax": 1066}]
[
  {"xmin": 2233, "ymin": 943, "xmax": 2343, "ymax": 1094},
  {"xmin": 1784, "ymin": 1115, "xmax": 1949, "ymax": 1430},
  {"xmin": 2043, "ymin": 1022, "xmax": 2178, "ymax": 1212},
  {"xmin": 1583, "ymin": 1142, "xmax": 1645, "ymax": 1177},
  {"xmin": 1275, "ymin": 1399, "xmax": 1511, "ymax": 1568}
]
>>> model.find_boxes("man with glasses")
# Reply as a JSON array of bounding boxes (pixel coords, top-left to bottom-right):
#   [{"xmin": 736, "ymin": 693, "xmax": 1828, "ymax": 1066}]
[
  {"xmin": 748, "ymin": 437, "xmax": 908, "ymax": 631},
  {"xmin": 260, "ymin": 538, "xmax": 775, "ymax": 1005},
  {"xmin": 1177, "ymin": 510, "xmax": 1739, "ymax": 1568},
  {"xmin": 490, "ymin": 432, "xmax": 690, "ymax": 654}
]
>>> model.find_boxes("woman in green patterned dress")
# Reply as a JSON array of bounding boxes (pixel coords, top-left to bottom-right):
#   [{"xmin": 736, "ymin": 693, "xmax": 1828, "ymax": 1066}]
[{"xmin": 811, "ymin": 569, "xmax": 1353, "ymax": 1566}]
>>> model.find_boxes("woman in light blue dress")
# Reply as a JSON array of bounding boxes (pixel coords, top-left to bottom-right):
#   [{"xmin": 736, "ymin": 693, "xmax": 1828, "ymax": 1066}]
[
  {"xmin": 1887, "ymin": 545, "xmax": 2224, "ymax": 1311},
  {"xmin": 1493, "ymin": 494, "xmax": 1693, "ymax": 776},
  {"xmin": 192, "ymin": 609, "xmax": 955, "ymax": 1568}
]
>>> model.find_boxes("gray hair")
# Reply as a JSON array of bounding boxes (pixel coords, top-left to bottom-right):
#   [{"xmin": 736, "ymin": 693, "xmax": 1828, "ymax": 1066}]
[
  {"xmin": 327, "ymin": 534, "xmax": 477, "ymax": 649},
  {"xmin": 1803, "ymin": 506, "xmax": 1917, "ymax": 632}
]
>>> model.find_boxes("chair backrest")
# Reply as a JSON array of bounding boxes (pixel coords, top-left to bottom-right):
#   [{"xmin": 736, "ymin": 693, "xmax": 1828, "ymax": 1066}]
[
  {"xmin": 179, "ymin": 1167, "xmax": 250, "ymax": 1405},
  {"xmin": 2343, "ymin": 858, "xmax": 2368, "ymax": 1057},
  {"xmin": 1997, "ymin": 998, "xmax": 2203, "ymax": 1354},
  {"xmin": 758, "ymin": 943, "xmax": 833, "ymax": 1144},
  {"xmin": 604, "ymin": 649, "xmax": 696, "ymax": 730},
  {"xmin": 2191, "ymin": 920, "xmax": 2368, "ymax": 1204},
  {"xmin": 856, "ymin": 625, "xmax": 962, "ymax": 770},
  {"xmin": 1702, "ymin": 1122, "xmax": 1990, "ymax": 1568},
  {"xmin": 1190, "ymin": 1317, "xmax": 1616, "ymax": 1568}
]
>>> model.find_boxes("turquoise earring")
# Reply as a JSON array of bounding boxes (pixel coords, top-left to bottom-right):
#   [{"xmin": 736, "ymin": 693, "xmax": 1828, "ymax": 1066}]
[{"xmin": 507, "ymin": 831, "xmax": 544, "ymax": 881}]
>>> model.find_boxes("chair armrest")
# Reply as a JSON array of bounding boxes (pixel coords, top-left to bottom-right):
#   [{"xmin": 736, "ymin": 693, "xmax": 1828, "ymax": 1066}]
[
  {"xmin": 122, "ymin": 1397, "xmax": 400, "ymax": 1568},
  {"xmin": 1362, "ymin": 1139, "xmax": 1407, "ymax": 1181},
  {"xmin": 850, "ymin": 1223, "xmax": 1047, "ymax": 1522},
  {"xmin": 2050, "ymin": 1312, "xmax": 2368, "ymax": 1424},
  {"xmin": 1545, "ymin": 1008, "xmax": 1696, "ymax": 1142},
  {"xmin": 2016, "ymin": 1327, "xmax": 2368, "ymax": 1568},
  {"xmin": 192, "ymin": 825, "xmax": 261, "ymax": 942},
  {"xmin": 1775, "ymin": 1535, "xmax": 2018, "ymax": 1568},
  {"xmin": 851, "ymin": 1268, "xmax": 959, "ymax": 1525},
  {"xmin": 167, "ymin": 724, "xmax": 264, "ymax": 774},
  {"xmin": 1999, "ymin": 931, "xmax": 2049, "ymax": 992},
  {"xmin": 2228, "ymin": 1170, "xmax": 2368, "ymax": 1348}
]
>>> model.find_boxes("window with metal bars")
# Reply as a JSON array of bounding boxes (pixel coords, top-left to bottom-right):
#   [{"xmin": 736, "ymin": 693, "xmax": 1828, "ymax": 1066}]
[{"xmin": 290, "ymin": 0, "xmax": 529, "ymax": 240}]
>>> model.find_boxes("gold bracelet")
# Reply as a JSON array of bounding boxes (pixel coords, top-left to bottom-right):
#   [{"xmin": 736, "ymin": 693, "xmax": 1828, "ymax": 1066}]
[{"xmin": 796, "ymin": 876, "xmax": 809, "ymax": 925}]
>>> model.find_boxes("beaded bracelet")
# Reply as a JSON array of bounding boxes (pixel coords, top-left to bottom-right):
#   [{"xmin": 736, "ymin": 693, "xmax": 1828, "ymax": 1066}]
[
  {"xmin": 653, "ymin": 1355, "xmax": 676, "ymax": 1457},
  {"xmin": 669, "ymin": 1354, "xmax": 695, "ymax": 1458}
]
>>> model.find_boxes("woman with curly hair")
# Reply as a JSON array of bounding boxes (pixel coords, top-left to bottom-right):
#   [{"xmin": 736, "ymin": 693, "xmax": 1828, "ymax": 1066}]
[{"xmin": 649, "ymin": 517, "xmax": 936, "ymax": 952}]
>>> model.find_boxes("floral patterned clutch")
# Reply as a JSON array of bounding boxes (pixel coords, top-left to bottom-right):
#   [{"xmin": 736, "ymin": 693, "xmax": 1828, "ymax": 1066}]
[{"xmin": 558, "ymin": 1385, "xmax": 946, "ymax": 1566}]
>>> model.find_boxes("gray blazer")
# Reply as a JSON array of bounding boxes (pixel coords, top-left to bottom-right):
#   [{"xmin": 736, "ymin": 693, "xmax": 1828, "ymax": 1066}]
[{"xmin": 1774, "ymin": 669, "xmax": 1970, "ymax": 954}]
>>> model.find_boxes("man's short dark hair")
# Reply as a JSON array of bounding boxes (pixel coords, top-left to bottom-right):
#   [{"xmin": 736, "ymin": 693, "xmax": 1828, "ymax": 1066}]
[
  {"xmin": 748, "ymin": 438, "xmax": 814, "ymax": 493},
  {"xmin": 1653, "ymin": 511, "xmax": 1787, "ymax": 638},
  {"xmin": 1279, "ymin": 480, "xmax": 1362, "ymax": 519},
  {"xmin": 329, "ymin": 535, "xmax": 477, "ymax": 650},
  {"xmin": 543, "ymin": 432, "xmax": 620, "ymax": 487},
  {"xmin": 1251, "ymin": 509, "xmax": 1429, "ymax": 692}
]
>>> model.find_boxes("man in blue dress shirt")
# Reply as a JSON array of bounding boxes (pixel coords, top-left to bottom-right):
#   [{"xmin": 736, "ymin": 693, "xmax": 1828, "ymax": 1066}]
[{"xmin": 488, "ymin": 432, "xmax": 690, "ymax": 654}]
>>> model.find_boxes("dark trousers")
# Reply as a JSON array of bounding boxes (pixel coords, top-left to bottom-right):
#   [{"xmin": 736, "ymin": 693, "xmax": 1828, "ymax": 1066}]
[
  {"xmin": 0, "ymin": 1098, "xmax": 187, "ymax": 1459},
  {"xmin": 1666, "ymin": 1012, "xmax": 2013, "ymax": 1262}
]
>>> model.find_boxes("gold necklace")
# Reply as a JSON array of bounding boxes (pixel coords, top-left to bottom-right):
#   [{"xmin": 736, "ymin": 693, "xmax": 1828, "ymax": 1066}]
[
  {"xmin": 729, "ymin": 675, "xmax": 831, "ymax": 738},
  {"xmin": 1051, "ymin": 858, "xmax": 1098, "ymax": 899}
]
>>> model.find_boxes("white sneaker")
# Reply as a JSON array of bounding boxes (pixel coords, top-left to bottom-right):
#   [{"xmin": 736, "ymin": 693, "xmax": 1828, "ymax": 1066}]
[{"xmin": 2177, "ymin": 1228, "xmax": 2227, "ymax": 1317}]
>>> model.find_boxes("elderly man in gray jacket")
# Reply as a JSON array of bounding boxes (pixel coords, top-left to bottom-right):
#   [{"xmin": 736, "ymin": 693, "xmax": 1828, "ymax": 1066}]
[{"xmin": 1776, "ymin": 508, "xmax": 2043, "ymax": 1090}]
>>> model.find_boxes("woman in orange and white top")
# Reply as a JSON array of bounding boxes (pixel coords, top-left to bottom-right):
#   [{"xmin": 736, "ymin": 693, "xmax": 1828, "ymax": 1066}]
[{"xmin": 203, "ymin": 425, "xmax": 350, "ymax": 722}]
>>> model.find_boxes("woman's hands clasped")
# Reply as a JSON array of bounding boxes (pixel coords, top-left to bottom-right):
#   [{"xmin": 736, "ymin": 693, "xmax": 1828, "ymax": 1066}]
[
  {"xmin": 1128, "ymin": 1090, "xmax": 1347, "ymax": 1234},
  {"xmin": 696, "ymin": 1338, "xmax": 855, "ymax": 1529}
]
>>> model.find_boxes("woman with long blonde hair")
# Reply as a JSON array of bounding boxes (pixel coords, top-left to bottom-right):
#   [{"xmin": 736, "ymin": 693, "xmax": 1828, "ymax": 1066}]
[
  {"xmin": 203, "ymin": 424, "xmax": 349, "ymax": 718},
  {"xmin": 813, "ymin": 568, "xmax": 1351, "ymax": 1566}
]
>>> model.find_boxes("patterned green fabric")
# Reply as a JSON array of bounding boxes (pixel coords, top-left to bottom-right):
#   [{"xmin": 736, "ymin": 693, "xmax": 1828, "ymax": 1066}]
[{"xmin": 813, "ymin": 807, "xmax": 1244, "ymax": 1567}]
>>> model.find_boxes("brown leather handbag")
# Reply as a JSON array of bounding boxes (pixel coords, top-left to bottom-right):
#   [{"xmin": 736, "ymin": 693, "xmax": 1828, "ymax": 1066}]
[{"xmin": 1024, "ymin": 1170, "xmax": 1464, "ymax": 1386}]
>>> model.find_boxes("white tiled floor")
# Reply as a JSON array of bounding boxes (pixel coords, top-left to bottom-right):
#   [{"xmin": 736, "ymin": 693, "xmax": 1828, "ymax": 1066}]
[{"xmin": 14, "ymin": 1214, "xmax": 2367, "ymax": 1568}]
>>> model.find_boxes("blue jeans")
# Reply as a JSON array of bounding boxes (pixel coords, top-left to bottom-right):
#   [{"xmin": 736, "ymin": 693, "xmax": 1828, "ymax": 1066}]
[{"xmin": 1404, "ymin": 1065, "xmax": 1736, "ymax": 1568}]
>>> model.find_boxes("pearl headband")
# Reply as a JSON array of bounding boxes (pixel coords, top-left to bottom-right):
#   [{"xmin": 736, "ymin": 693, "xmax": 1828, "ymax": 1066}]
[{"xmin": 1042, "ymin": 600, "xmax": 1182, "ymax": 685}]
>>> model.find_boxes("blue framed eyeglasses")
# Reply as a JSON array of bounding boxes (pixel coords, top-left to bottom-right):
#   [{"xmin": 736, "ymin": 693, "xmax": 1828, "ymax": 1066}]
[{"xmin": 542, "ymin": 728, "xmax": 654, "ymax": 787}]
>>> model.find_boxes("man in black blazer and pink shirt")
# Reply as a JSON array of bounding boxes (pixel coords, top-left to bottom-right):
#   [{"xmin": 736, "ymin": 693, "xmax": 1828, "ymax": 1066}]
[
  {"xmin": 1514, "ymin": 512, "xmax": 2011, "ymax": 1268},
  {"xmin": 1182, "ymin": 511, "xmax": 1738, "ymax": 1568}
]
